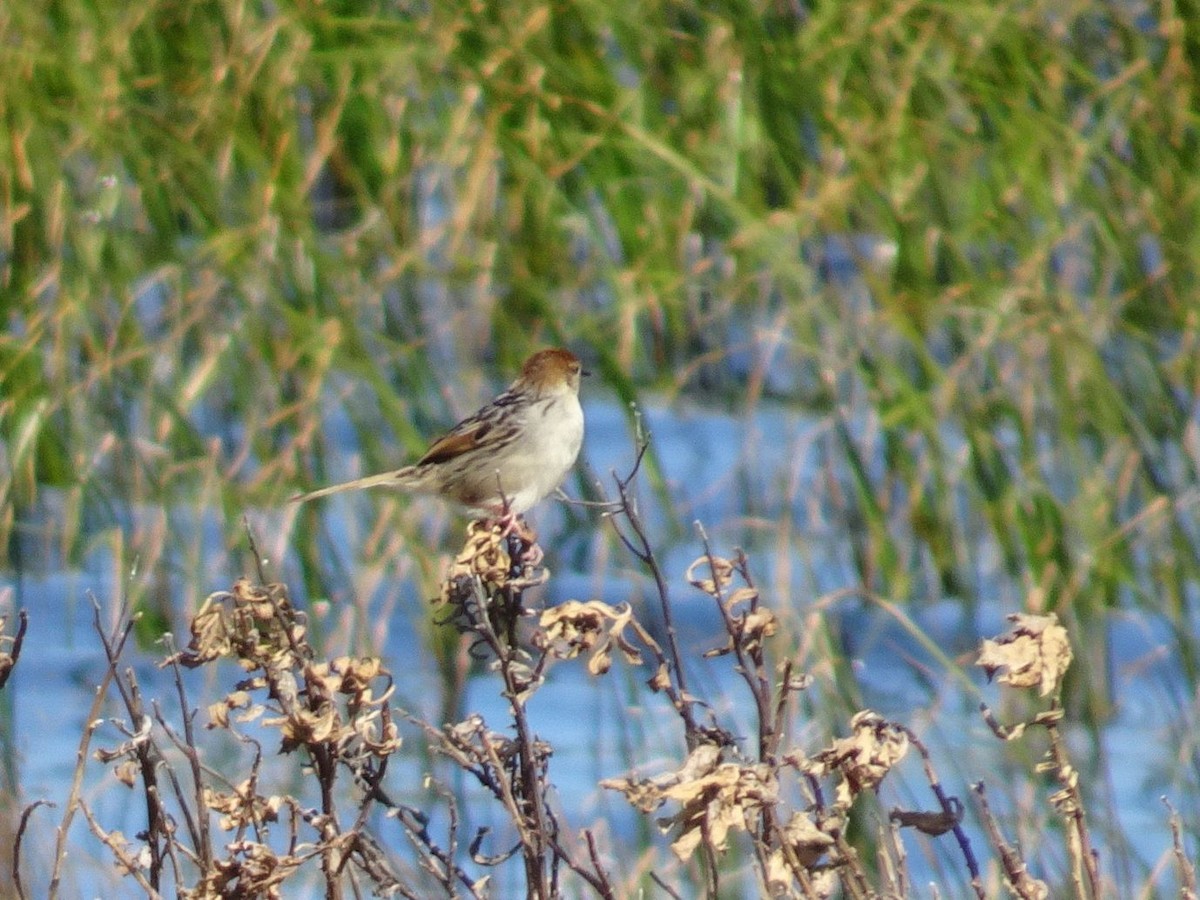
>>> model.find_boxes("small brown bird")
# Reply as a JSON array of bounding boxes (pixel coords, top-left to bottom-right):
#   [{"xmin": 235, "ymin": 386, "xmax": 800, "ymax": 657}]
[{"xmin": 291, "ymin": 348, "xmax": 586, "ymax": 516}]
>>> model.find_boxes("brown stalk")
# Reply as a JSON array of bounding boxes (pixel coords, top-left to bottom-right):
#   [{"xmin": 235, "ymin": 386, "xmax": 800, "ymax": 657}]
[
  {"xmin": 48, "ymin": 595, "xmax": 136, "ymax": 899},
  {"xmin": 602, "ymin": 428, "xmax": 702, "ymax": 745}
]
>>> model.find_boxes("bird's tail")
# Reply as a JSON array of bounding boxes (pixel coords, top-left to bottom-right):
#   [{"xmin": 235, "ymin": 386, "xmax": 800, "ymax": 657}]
[{"xmin": 289, "ymin": 468, "xmax": 416, "ymax": 504}]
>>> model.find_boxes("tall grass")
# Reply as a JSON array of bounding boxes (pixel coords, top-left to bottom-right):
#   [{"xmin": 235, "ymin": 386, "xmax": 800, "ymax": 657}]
[{"xmin": 1, "ymin": 0, "xmax": 1198, "ymax": 893}]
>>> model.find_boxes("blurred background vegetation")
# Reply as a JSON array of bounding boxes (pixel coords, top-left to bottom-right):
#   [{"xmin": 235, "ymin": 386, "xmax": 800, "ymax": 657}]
[{"xmin": 1, "ymin": 0, "xmax": 1198, "ymax": 893}]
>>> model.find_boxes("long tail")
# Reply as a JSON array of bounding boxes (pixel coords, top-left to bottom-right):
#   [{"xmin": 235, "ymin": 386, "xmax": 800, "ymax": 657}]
[{"xmin": 289, "ymin": 468, "xmax": 414, "ymax": 503}]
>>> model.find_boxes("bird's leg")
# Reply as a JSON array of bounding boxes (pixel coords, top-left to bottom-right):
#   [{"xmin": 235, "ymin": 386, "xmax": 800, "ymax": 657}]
[
  {"xmin": 488, "ymin": 497, "xmax": 541, "ymax": 567},
  {"xmin": 489, "ymin": 497, "xmax": 520, "ymax": 539},
  {"xmin": 487, "ymin": 477, "xmax": 541, "ymax": 563},
  {"xmin": 489, "ymin": 479, "xmax": 531, "ymax": 540},
  {"xmin": 495, "ymin": 509, "xmax": 519, "ymax": 538}
]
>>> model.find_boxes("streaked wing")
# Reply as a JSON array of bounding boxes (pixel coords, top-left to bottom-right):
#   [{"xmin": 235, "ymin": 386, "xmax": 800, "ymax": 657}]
[
  {"xmin": 417, "ymin": 426, "xmax": 485, "ymax": 465},
  {"xmin": 417, "ymin": 413, "xmax": 519, "ymax": 466}
]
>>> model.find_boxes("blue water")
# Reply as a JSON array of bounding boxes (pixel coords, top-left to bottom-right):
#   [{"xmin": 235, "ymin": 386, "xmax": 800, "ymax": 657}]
[{"xmin": 3, "ymin": 394, "xmax": 1197, "ymax": 896}]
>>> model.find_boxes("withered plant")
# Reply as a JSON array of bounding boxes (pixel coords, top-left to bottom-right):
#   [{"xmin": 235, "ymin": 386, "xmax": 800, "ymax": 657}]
[{"xmin": 7, "ymin": 443, "xmax": 1198, "ymax": 898}]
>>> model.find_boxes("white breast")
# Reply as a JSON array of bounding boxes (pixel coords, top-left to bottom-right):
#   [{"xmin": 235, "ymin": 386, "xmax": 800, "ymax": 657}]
[{"xmin": 500, "ymin": 392, "xmax": 584, "ymax": 512}]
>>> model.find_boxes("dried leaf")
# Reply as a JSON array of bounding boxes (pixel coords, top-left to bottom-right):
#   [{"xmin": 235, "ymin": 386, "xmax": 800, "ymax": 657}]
[
  {"xmin": 540, "ymin": 601, "xmax": 604, "ymax": 655},
  {"xmin": 781, "ymin": 810, "xmax": 836, "ymax": 865},
  {"xmin": 443, "ymin": 521, "xmax": 511, "ymax": 597},
  {"xmin": 114, "ymin": 760, "xmax": 140, "ymax": 788},
  {"xmin": 507, "ymin": 660, "xmax": 543, "ymax": 703},
  {"xmin": 647, "ymin": 662, "xmax": 671, "ymax": 692},
  {"xmin": 685, "ymin": 555, "xmax": 735, "ymax": 595},
  {"xmin": 978, "ymin": 613, "xmax": 1072, "ymax": 696},
  {"xmin": 813, "ymin": 710, "xmax": 908, "ymax": 805},
  {"xmin": 604, "ymin": 743, "xmax": 776, "ymax": 860},
  {"xmin": 337, "ymin": 656, "xmax": 383, "ymax": 694},
  {"xmin": 537, "ymin": 600, "xmax": 648, "ymax": 677},
  {"xmin": 890, "ymin": 801, "xmax": 963, "ymax": 836},
  {"xmin": 740, "ymin": 608, "xmax": 777, "ymax": 651},
  {"xmin": 587, "ymin": 642, "xmax": 614, "ymax": 675},
  {"xmin": 355, "ymin": 714, "xmax": 402, "ymax": 756},
  {"xmin": 766, "ymin": 811, "xmax": 837, "ymax": 892},
  {"xmin": 171, "ymin": 593, "xmax": 233, "ymax": 666},
  {"xmin": 275, "ymin": 703, "xmax": 338, "ymax": 751},
  {"xmin": 235, "ymin": 704, "xmax": 266, "ymax": 725},
  {"xmin": 661, "ymin": 762, "xmax": 776, "ymax": 859},
  {"xmin": 598, "ymin": 775, "xmax": 669, "ymax": 814},
  {"xmin": 207, "ymin": 701, "xmax": 230, "ymax": 729}
]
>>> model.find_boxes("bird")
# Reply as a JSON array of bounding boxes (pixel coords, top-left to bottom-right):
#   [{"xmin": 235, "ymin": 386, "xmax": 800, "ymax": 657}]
[{"xmin": 291, "ymin": 348, "xmax": 586, "ymax": 519}]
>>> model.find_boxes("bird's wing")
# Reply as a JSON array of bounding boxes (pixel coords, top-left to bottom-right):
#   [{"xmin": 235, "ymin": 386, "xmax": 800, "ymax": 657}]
[
  {"xmin": 415, "ymin": 414, "xmax": 509, "ymax": 466},
  {"xmin": 417, "ymin": 425, "xmax": 485, "ymax": 465},
  {"xmin": 417, "ymin": 400, "xmax": 527, "ymax": 466}
]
